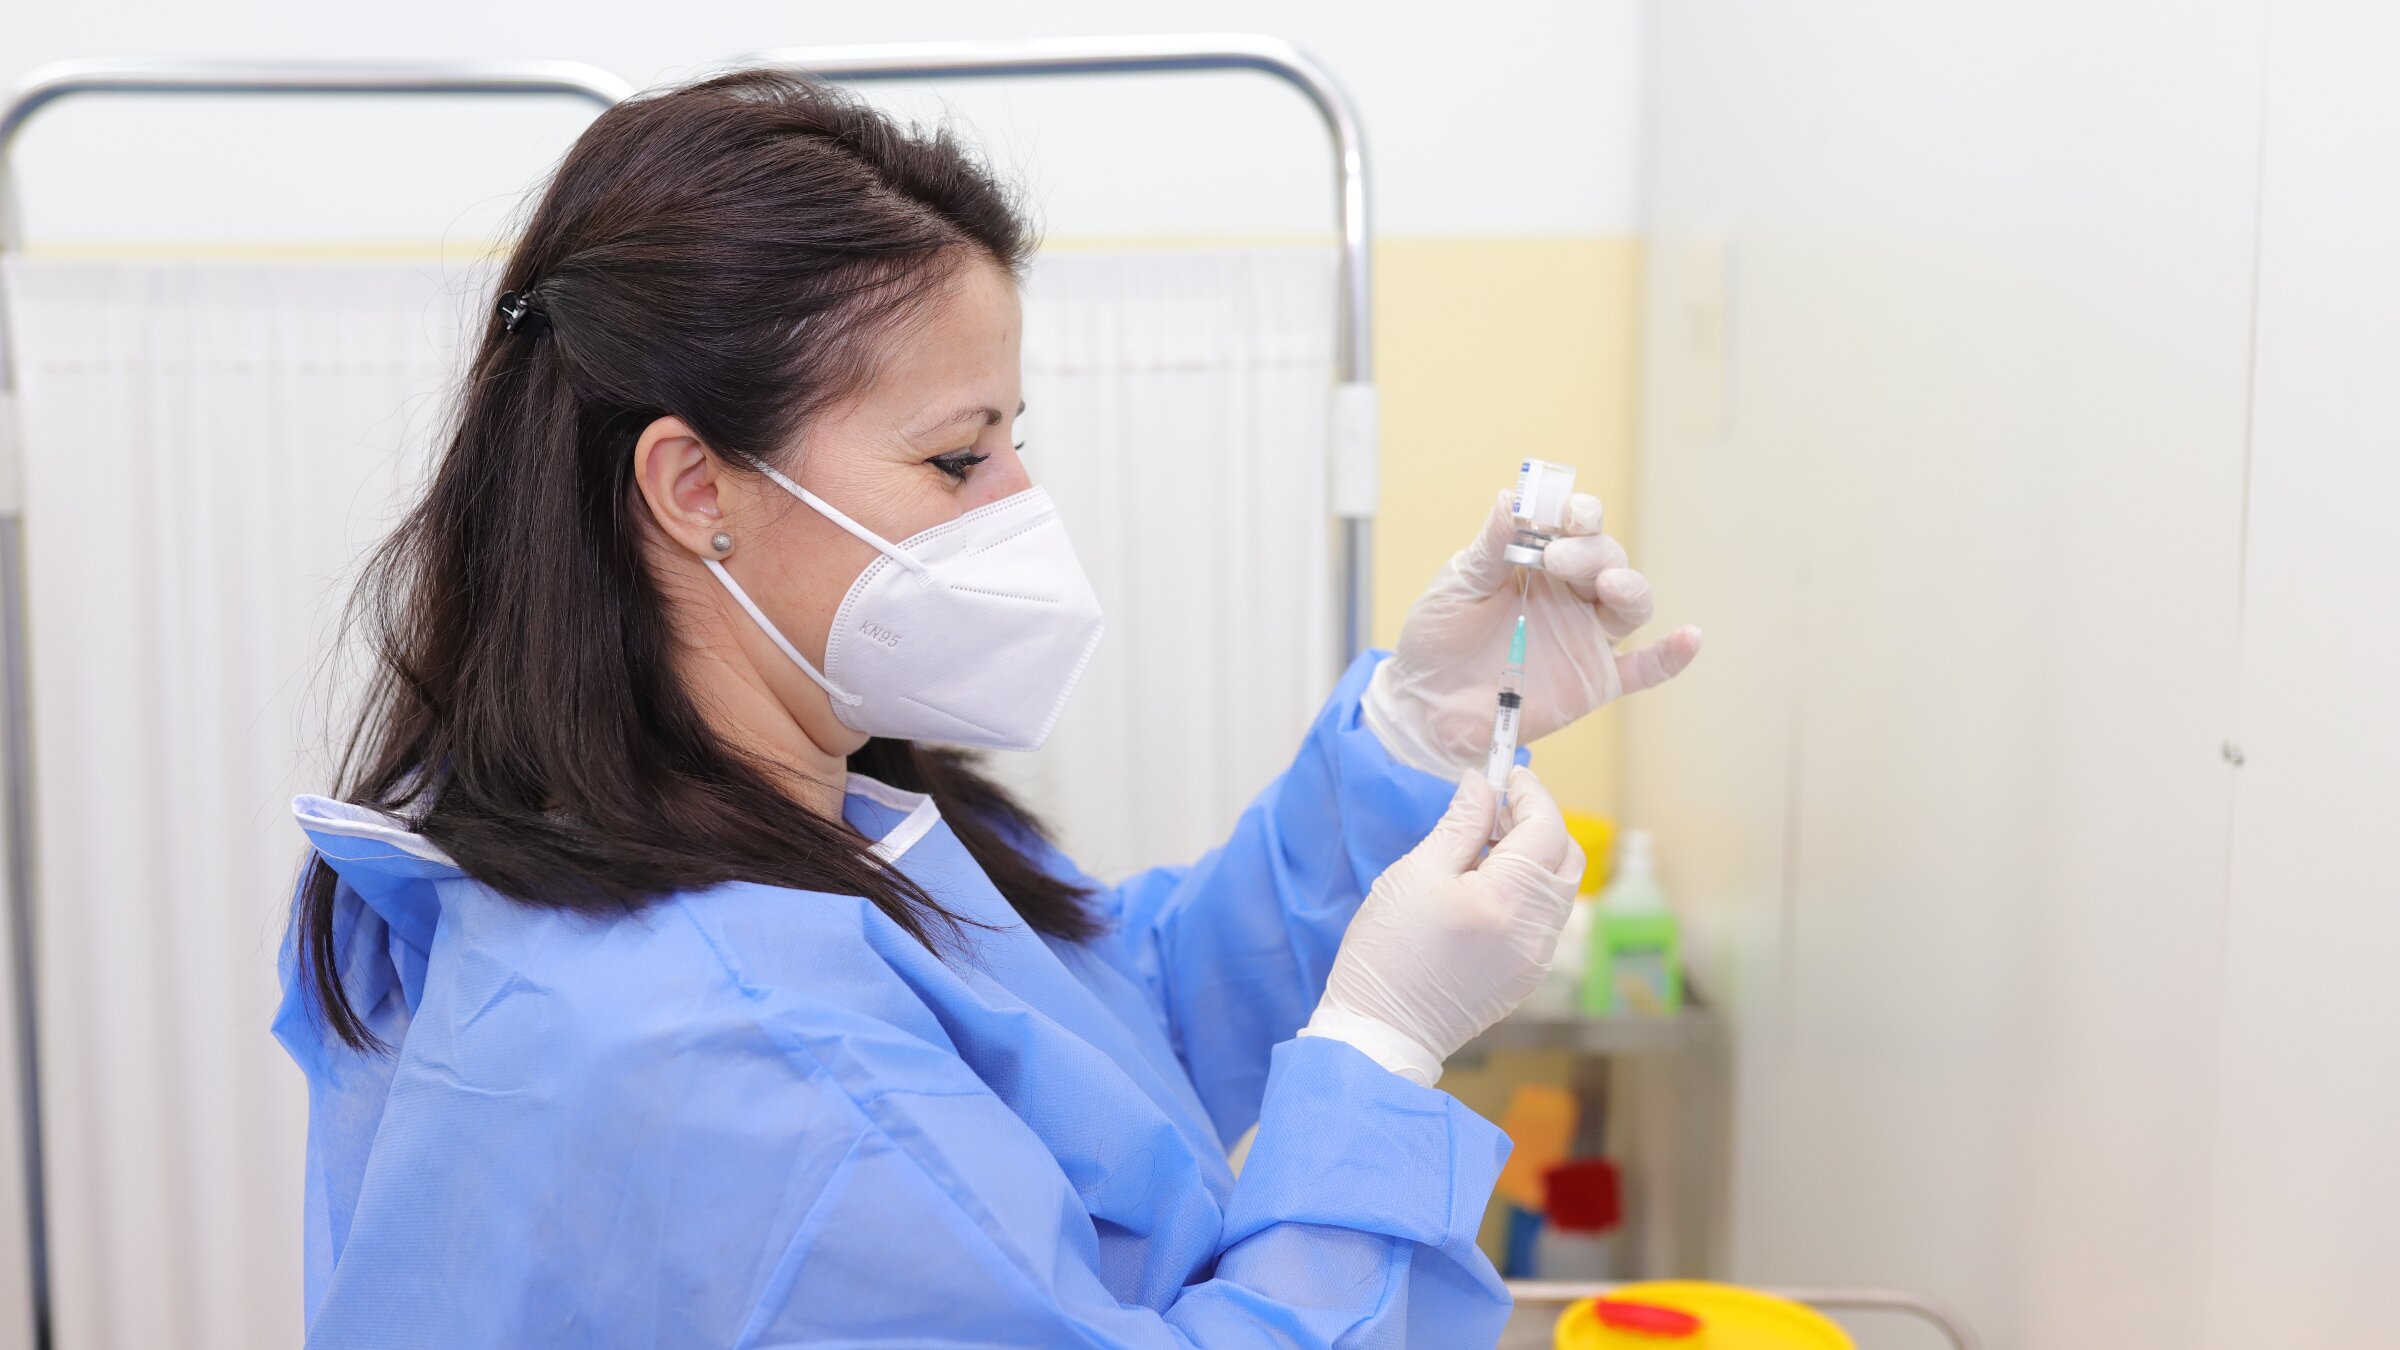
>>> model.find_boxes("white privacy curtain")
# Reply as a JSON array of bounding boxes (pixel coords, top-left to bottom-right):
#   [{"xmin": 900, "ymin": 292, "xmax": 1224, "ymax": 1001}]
[
  {"xmin": 0, "ymin": 256, "xmax": 486, "ymax": 1350},
  {"xmin": 1001, "ymin": 246, "xmax": 1341, "ymax": 879},
  {"xmin": 0, "ymin": 243, "xmax": 1344, "ymax": 1349}
]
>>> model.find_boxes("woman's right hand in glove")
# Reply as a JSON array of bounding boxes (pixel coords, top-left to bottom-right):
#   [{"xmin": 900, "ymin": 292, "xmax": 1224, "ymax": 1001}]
[{"xmin": 1299, "ymin": 766, "xmax": 1586, "ymax": 1086}]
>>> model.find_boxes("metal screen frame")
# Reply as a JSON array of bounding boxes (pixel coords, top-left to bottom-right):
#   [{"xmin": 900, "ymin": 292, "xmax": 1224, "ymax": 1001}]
[{"xmin": 739, "ymin": 34, "xmax": 1381, "ymax": 664}]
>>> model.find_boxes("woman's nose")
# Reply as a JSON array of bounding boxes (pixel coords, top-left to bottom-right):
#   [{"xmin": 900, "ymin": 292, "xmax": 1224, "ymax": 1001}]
[{"xmin": 977, "ymin": 445, "xmax": 1035, "ymax": 501}]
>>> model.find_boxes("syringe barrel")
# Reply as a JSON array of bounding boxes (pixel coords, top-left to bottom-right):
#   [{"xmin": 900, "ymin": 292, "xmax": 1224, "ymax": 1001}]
[{"xmin": 1485, "ymin": 689, "xmax": 1523, "ymax": 794}]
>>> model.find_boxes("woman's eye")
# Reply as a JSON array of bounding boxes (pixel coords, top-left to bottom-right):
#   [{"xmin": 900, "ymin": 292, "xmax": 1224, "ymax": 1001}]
[{"xmin": 929, "ymin": 450, "xmax": 990, "ymax": 482}]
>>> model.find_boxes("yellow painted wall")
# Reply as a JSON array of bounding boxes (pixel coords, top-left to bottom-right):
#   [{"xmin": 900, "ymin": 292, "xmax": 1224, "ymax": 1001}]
[{"xmin": 1373, "ymin": 237, "xmax": 1644, "ymax": 819}]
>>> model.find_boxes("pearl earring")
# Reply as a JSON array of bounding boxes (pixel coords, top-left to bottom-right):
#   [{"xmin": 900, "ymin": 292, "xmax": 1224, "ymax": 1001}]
[{"xmin": 710, "ymin": 532, "xmax": 732, "ymax": 555}]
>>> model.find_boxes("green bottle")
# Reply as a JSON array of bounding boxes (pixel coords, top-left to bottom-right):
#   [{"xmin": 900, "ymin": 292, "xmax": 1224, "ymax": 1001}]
[{"xmin": 1582, "ymin": 829, "xmax": 1683, "ymax": 1016}]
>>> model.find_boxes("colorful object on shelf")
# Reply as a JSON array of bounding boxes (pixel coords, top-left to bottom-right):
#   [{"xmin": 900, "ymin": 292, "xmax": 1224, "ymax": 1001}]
[
  {"xmin": 1535, "ymin": 1157, "xmax": 1622, "ymax": 1280},
  {"xmin": 1502, "ymin": 1202, "xmax": 1545, "ymax": 1278},
  {"xmin": 1562, "ymin": 811, "xmax": 1618, "ymax": 894},
  {"xmin": 1524, "ymin": 893, "xmax": 1598, "ymax": 1017},
  {"xmin": 1543, "ymin": 1158, "xmax": 1622, "ymax": 1233},
  {"xmin": 1495, "ymin": 1083, "xmax": 1581, "ymax": 1210},
  {"xmin": 1554, "ymin": 1282, "xmax": 1854, "ymax": 1349},
  {"xmin": 1584, "ymin": 829, "xmax": 1684, "ymax": 1017}
]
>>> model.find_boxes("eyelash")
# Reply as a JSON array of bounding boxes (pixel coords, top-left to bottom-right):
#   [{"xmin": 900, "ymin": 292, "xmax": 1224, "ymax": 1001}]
[
  {"xmin": 930, "ymin": 450, "xmax": 990, "ymax": 481},
  {"xmin": 929, "ymin": 440, "xmax": 1025, "ymax": 481}
]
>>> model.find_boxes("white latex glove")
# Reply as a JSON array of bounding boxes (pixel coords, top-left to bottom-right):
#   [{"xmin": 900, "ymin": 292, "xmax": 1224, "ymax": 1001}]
[
  {"xmin": 1299, "ymin": 766, "xmax": 1585, "ymax": 1086},
  {"xmin": 1363, "ymin": 489, "xmax": 1705, "ymax": 777}
]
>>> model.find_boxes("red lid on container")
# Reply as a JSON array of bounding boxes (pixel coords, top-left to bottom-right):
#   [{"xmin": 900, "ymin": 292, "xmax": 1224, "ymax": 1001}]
[
  {"xmin": 1543, "ymin": 1157, "xmax": 1622, "ymax": 1233},
  {"xmin": 1592, "ymin": 1299, "xmax": 1703, "ymax": 1337}
]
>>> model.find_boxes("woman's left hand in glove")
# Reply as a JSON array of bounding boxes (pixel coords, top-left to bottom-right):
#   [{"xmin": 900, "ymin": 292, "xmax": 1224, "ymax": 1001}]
[{"xmin": 1363, "ymin": 489, "xmax": 1704, "ymax": 777}]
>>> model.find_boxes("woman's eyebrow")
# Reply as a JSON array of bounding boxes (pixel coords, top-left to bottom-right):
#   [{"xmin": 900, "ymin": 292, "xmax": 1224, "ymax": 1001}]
[{"xmin": 909, "ymin": 399, "xmax": 1027, "ymax": 437}]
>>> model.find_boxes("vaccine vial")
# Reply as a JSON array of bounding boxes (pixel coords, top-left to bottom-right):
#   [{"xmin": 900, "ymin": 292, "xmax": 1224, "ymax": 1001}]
[{"xmin": 1504, "ymin": 458, "xmax": 1579, "ymax": 568}]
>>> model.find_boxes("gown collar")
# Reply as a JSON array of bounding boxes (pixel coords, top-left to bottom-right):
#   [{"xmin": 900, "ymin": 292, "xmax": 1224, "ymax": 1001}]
[
  {"xmin": 841, "ymin": 772, "xmax": 941, "ymax": 863},
  {"xmin": 293, "ymin": 772, "xmax": 944, "ymax": 880}
]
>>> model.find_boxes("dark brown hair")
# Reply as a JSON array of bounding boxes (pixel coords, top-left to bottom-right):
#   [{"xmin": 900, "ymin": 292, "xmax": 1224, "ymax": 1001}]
[{"xmin": 297, "ymin": 67, "xmax": 1096, "ymax": 1052}]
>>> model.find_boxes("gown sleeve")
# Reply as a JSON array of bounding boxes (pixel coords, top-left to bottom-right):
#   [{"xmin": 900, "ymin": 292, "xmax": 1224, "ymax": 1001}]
[
  {"xmin": 300, "ymin": 911, "xmax": 1513, "ymax": 1348},
  {"xmin": 755, "ymin": 1032, "xmax": 1515, "ymax": 1348},
  {"xmin": 1037, "ymin": 649, "xmax": 1463, "ymax": 1144}
]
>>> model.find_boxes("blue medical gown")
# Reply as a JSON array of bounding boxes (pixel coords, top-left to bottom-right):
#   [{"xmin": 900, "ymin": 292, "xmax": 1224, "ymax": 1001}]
[{"xmin": 273, "ymin": 652, "xmax": 1517, "ymax": 1346}]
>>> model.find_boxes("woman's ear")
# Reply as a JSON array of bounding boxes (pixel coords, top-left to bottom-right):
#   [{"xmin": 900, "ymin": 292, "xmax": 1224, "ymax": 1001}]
[{"xmin": 631, "ymin": 415, "xmax": 735, "ymax": 558}]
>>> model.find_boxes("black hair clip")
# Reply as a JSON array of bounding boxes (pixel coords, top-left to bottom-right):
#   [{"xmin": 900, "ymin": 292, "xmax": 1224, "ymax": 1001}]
[{"xmin": 496, "ymin": 288, "xmax": 550, "ymax": 337}]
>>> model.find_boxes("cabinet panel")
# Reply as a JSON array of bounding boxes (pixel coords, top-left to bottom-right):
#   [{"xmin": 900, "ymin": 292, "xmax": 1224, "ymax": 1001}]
[
  {"xmin": 1632, "ymin": 5, "xmax": 2263, "ymax": 1345},
  {"xmin": 2200, "ymin": 4, "xmax": 2400, "ymax": 1343}
]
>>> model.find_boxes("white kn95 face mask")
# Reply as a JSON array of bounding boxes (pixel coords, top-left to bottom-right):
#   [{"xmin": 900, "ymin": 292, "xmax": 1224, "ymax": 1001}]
[{"xmin": 703, "ymin": 462, "xmax": 1105, "ymax": 752}]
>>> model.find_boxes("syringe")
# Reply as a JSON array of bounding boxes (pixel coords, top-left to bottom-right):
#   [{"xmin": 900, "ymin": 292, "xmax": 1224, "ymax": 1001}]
[
  {"xmin": 1485, "ymin": 613, "xmax": 1529, "ymax": 839},
  {"xmin": 1486, "ymin": 458, "xmax": 1577, "ymax": 839}
]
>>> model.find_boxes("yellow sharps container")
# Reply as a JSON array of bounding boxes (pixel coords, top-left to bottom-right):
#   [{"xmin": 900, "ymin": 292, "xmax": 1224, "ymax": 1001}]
[{"xmin": 1555, "ymin": 1282, "xmax": 1853, "ymax": 1350}]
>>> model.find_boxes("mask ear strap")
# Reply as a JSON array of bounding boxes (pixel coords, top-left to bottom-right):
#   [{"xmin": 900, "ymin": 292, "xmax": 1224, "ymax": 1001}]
[
  {"xmin": 703, "ymin": 557, "xmax": 865, "ymax": 708},
  {"xmin": 754, "ymin": 462, "xmax": 935, "ymax": 581}
]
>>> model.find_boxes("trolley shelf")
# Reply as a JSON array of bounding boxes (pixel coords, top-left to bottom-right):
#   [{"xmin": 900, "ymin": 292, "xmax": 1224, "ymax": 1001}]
[{"xmin": 1461, "ymin": 1009, "xmax": 1722, "ymax": 1058}]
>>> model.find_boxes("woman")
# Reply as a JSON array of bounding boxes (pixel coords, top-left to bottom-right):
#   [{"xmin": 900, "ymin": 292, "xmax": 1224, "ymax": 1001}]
[{"xmin": 276, "ymin": 69, "xmax": 1700, "ymax": 1347}]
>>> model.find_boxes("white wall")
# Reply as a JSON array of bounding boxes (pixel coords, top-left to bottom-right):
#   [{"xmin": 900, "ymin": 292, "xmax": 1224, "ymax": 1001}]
[
  {"xmin": 3, "ymin": 0, "xmax": 1644, "ymax": 247},
  {"xmin": 1632, "ymin": 3, "xmax": 2400, "ymax": 1348}
]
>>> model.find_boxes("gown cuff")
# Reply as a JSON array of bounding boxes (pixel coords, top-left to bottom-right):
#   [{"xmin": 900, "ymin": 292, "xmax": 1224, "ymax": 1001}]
[
  {"xmin": 1297, "ymin": 1003, "xmax": 1446, "ymax": 1087},
  {"xmin": 1229, "ymin": 1035, "xmax": 1509, "ymax": 1249}
]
